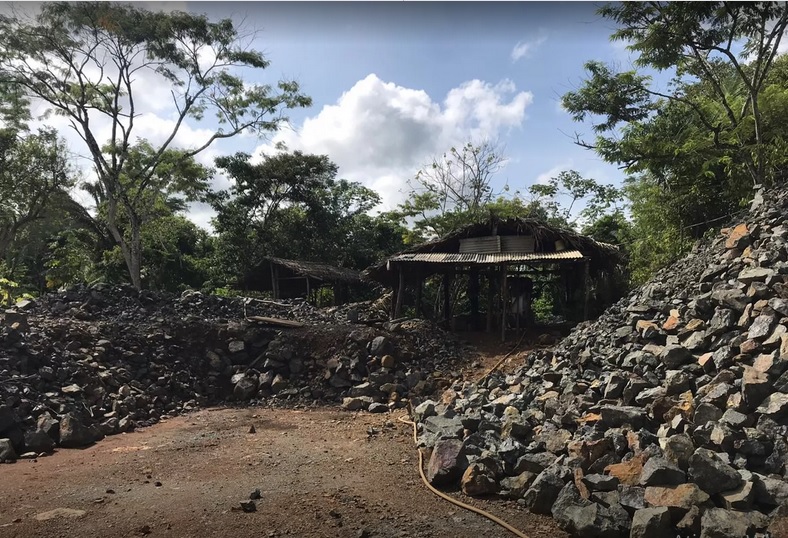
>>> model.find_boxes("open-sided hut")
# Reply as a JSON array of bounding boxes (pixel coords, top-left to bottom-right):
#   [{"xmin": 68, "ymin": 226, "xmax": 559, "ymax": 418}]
[
  {"xmin": 249, "ymin": 257, "xmax": 364, "ymax": 305},
  {"xmin": 364, "ymin": 217, "xmax": 624, "ymax": 340}
]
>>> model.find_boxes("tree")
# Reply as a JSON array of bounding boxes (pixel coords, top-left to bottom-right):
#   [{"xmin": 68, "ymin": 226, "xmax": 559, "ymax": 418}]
[
  {"xmin": 398, "ymin": 139, "xmax": 507, "ymax": 241},
  {"xmin": 0, "ymin": 127, "xmax": 75, "ymax": 263},
  {"xmin": 527, "ymin": 170, "xmax": 623, "ymax": 230},
  {"xmin": 563, "ymin": 2, "xmax": 788, "ymax": 187},
  {"xmin": 0, "ymin": 2, "xmax": 311, "ymax": 288}
]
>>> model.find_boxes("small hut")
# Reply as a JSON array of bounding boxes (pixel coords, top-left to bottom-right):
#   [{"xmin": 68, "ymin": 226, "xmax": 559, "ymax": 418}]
[
  {"xmin": 249, "ymin": 257, "xmax": 364, "ymax": 305},
  {"xmin": 364, "ymin": 217, "xmax": 625, "ymax": 340}
]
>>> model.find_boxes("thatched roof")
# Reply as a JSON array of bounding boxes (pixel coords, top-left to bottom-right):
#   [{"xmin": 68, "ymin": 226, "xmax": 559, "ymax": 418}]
[
  {"xmin": 363, "ymin": 217, "xmax": 623, "ymax": 286},
  {"xmin": 263, "ymin": 257, "xmax": 362, "ymax": 283}
]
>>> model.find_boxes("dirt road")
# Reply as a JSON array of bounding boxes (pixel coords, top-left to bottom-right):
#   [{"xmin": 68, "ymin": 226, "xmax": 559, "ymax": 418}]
[{"xmin": 1, "ymin": 406, "xmax": 564, "ymax": 538}]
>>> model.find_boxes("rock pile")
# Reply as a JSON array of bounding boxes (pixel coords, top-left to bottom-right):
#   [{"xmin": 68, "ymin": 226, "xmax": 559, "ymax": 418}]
[
  {"xmin": 414, "ymin": 186, "xmax": 788, "ymax": 537},
  {"xmin": 0, "ymin": 285, "xmax": 470, "ymax": 462}
]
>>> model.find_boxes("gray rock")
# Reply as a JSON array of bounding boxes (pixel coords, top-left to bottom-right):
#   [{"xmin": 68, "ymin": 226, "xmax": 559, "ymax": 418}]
[
  {"xmin": 0, "ymin": 406, "xmax": 15, "ymax": 433},
  {"xmin": 426, "ymin": 439, "xmax": 466, "ymax": 486},
  {"xmin": 699, "ymin": 508, "xmax": 750, "ymax": 538},
  {"xmin": 24, "ymin": 430, "xmax": 55, "ymax": 454},
  {"xmin": 711, "ymin": 288, "xmax": 749, "ymax": 312},
  {"xmin": 756, "ymin": 392, "xmax": 788, "ymax": 418},
  {"xmin": 582, "ymin": 474, "xmax": 620, "ymax": 492},
  {"xmin": 688, "ymin": 448, "xmax": 743, "ymax": 495},
  {"xmin": 662, "ymin": 434, "xmax": 694, "ymax": 470},
  {"xmin": 523, "ymin": 466, "xmax": 569, "ymax": 515},
  {"xmin": 660, "ymin": 345, "xmax": 693, "ymax": 368},
  {"xmin": 367, "ymin": 402, "xmax": 388, "ymax": 413},
  {"xmin": 461, "ymin": 462, "xmax": 498, "ymax": 496},
  {"xmin": 233, "ymin": 375, "xmax": 258, "ymax": 400},
  {"xmin": 59, "ymin": 413, "xmax": 97, "ymax": 448},
  {"xmin": 600, "ymin": 405, "xmax": 645, "ymax": 428},
  {"xmin": 630, "ymin": 507, "xmax": 671, "ymax": 538},
  {"xmin": 0, "ymin": 438, "xmax": 17, "ymax": 461},
  {"xmin": 551, "ymin": 482, "xmax": 625, "ymax": 538},
  {"xmin": 423, "ymin": 415, "xmax": 464, "ymax": 440},
  {"xmin": 639, "ymin": 457, "xmax": 685, "ymax": 486},
  {"xmin": 341, "ymin": 396, "xmax": 373, "ymax": 411}
]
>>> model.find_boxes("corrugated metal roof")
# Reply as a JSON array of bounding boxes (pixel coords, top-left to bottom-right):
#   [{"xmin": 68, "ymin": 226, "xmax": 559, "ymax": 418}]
[{"xmin": 388, "ymin": 250, "xmax": 585, "ymax": 264}]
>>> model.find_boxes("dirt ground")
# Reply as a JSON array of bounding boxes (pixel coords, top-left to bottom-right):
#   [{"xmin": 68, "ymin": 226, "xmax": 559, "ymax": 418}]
[{"xmin": 0, "ymin": 406, "xmax": 564, "ymax": 538}]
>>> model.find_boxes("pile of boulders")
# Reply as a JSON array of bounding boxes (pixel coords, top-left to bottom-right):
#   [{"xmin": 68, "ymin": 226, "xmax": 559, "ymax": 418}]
[
  {"xmin": 0, "ymin": 285, "xmax": 470, "ymax": 462},
  {"xmin": 413, "ymin": 185, "xmax": 788, "ymax": 537}
]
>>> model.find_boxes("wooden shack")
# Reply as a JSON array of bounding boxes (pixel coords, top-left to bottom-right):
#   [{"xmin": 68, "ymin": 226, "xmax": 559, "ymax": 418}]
[
  {"xmin": 250, "ymin": 257, "xmax": 364, "ymax": 305},
  {"xmin": 364, "ymin": 217, "xmax": 624, "ymax": 340}
]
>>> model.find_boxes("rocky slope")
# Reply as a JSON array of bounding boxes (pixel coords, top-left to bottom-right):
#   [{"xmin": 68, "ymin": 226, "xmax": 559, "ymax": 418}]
[
  {"xmin": 0, "ymin": 285, "xmax": 471, "ymax": 461},
  {"xmin": 414, "ymin": 186, "xmax": 788, "ymax": 537}
]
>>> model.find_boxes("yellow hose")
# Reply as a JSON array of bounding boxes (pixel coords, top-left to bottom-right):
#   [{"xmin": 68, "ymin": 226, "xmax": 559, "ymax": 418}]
[{"xmin": 398, "ymin": 413, "xmax": 530, "ymax": 538}]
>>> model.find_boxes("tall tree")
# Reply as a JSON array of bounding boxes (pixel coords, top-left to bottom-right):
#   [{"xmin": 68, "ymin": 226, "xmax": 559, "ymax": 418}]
[
  {"xmin": 0, "ymin": 127, "xmax": 75, "ymax": 263},
  {"xmin": 398, "ymin": 139, "xmax": 507, "ymax": 241},
  {"xmin": 563, "ymin": 2, "xmax": 788, "ymax": 187},
  {"xmin": 0, "ymin": 2, "xmax": 311, "ymax": 288}
]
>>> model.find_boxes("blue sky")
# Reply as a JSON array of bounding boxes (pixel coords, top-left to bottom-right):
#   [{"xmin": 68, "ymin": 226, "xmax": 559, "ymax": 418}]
[
  {"xmin": 182, "ymin": 1, "xmax": 647, "ymax": 226},
  {"xmin": 12, "ymin": 1, "xmax": 665, "ymax": 228}
]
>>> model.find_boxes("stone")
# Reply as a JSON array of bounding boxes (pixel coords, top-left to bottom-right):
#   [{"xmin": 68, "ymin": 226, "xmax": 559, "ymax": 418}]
[
  {"xmin": 551, "ymin": 482, "xmax": 626, "ymax": 537},
  {"xmin": 693, "ymin": 402, "xmax": 723, "ymax": 426},
  {"xmin": 426, "ymin": 439, "xmax": 466, "ymax": 486},
  {"xmin": 711, "ymin": 288, "xmax": 749, "ymax": 312},
  {"xmin": 725, "ymin": 223, "xmax": 750, "ymax": 250},
  {"xmin": 270, "ymin": 374, "xmax": 287, "ymax": 392},
  {"xmin": 461, "ymin": 462, "xmax": 498, "ymax": 496},
  {"xmin": 638, "ymin": 457, "xmax": 686, "ymax": 487},
  {"xmin": 0, "ymin": 438, "xmax": 17, "ymax": 461},
  {"xmin": 380, "ymin": 355, "xmax": 395, "ymax": 368},
  {"xmin": 721, "ymin": 480, "xmax": 755, "ymax": 510},
  {"xmin": 239, "ymin": 500, "xmax": 256, "ymax": 513},
  {"xmin": 605, "ymin": 454, "xmax": 647, "ymax": 486},
  {"xmin": 630, "ymin": 507, "xmax": 671, "ymax": 538},
  {"xmin": 233, "ymin": 375, "xmax": 258, "ymax": 400},
  {"xmin": 688, "ymin": 448, "xmax": 743, "ymax": 495},
  {"xmin": 741, "ymin": 367, "xmax": 771, "ymax": 408},
  {"xmin": 523, "ymin": 466, "xmax": 569, "ymax": 515},
  {"xmin": 599, "ymin": 405, "xmax": 645, "ymax": 428},
  {"xmin": 756, "ymin": 392, "xmax": 788, "ymax": 418},
  {"xmin": 0, "ymin": 406, "xmax": 16, "ymax": 433},
  {"xmin": 369, "ymin": 336, "xmax": 393, "ymax": 357},
  {"xmin": 738, "ymin": 267, "xmax": 775, "ymax": 285},
  {"xmin": 499, "ymin": 471, "xmax": 536, "ymax": 499},
  {"xmin": 660, "ymin": 345, "xmax": 693, "ymax": 368},
  {"xmin": 24, "ymin": 430, "xmax": 55, "ymax": 454},
  {"xmin": 59, "ymin": 413, "xmax": 97, "ymax": 448},
  {"xmin": 643, "ymin": 483, "xmax": 710, "ymax": 514},
  {"xmin": 699, "ymin": 508, "xmax": 750, "ymax": 538},
  {"xmin": 423, "ymin": 415, "xmax": 464, "ymax": 440},
  {"xmin": 341, "ymin": 397, "xmax": 373, "ymax": 411},
  {"xmin": 581, "ymin": 474, "xmax": 619, "ymax": 492},
  {"xmin": 749, "ymin": 314, "xmax": 775, "ymax": 340},
  {"xmin": 662, "ymin": 434, "xmax": 694, "ymax": 470}
]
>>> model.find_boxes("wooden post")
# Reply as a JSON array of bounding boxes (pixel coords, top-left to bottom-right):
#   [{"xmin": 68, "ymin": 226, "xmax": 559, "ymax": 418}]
[
  {"xmin": 583, "ymin": 259, "xmax": 591, "ymax": 321},
  {"xmin": 415, "ymin": 276, "xmax": 423, "ymax": 318},
  {"xmin": 394, "ymin": 264, "xmax": 405, "ymax": 318},
  {"xmin": 270, "ymin": 263, "xmax": 280, "ymax": 300},
  {"xmin": 305, "ymin": 277, "xmax": 311, "ymax": 304},
  {"xmin": 469, "ymin": 269, "xmax": 479, "ymax": 329},
  {"xmin": 443, "ymin": 272, "xmax": 452, "ymax": 323},
  {"xmin": 486, "ymin": 270, "xmax": 495, "ymax": 333},
  {"xmin": 500, "ymin": 265, "xmax": 508, "ymax": 343}
]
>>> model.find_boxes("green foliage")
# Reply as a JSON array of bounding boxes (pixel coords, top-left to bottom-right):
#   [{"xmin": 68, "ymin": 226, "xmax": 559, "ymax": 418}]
[
  {"xmin": 0, "ymin": 277, "xmax": 34, "ymax": 306},
  {"xmin": 0, "ymin": 1, "xmax": 311, "ymax": 288}
]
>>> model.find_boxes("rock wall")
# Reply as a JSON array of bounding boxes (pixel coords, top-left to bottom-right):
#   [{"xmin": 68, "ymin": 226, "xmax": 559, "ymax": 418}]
[{"xmin": 415, "ymin": 186, "xmax": 788, "ymax": 537}]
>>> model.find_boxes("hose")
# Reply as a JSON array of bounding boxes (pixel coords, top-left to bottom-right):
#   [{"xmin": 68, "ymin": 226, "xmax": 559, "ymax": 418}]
[{"xmin": 398, "ymin": 413, "xmax": 530, "ymax": 538}]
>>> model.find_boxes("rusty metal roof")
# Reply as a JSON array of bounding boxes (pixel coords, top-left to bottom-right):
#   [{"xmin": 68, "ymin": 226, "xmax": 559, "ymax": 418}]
[{"xmin": 388, "ymin": 250, "xmax": 585, "ymax": 265}]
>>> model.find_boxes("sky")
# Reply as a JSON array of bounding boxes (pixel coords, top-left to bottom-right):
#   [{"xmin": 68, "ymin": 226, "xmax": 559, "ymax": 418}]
[{"xmin": 10, "ymin": 1, "xmax": 654, "ymax": 230}]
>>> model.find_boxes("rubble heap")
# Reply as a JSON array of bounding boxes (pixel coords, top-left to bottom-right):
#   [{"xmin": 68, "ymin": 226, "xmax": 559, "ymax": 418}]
[
  {"xmin": 0, "ymin": 285, "xmax": 470, "ymax": 461},
  {"xmin": 414, "ymin": 186, "xmax": 788, "ymax": 537}
]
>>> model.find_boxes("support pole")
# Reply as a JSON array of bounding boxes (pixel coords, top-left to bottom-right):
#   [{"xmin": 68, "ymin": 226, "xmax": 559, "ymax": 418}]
[
  {"xmin": 443, "ymin": 272, "xmax": 452, "ymax": 324},
  {"xmin": 394, "ymin": 264, "xmax": 405, "ymax": 318},
  {"xmin": 486, "ymin": 270, "xmax": 495, "ymax": 333},
  {"xmin": 469, "ymin": 268, "xmax": 480, "ymax": 330},
  {"xmin": 500, "ymin": 265, "xmax": 508, "ymax": 343},
  {"xmin": 583, "ymin": 259, "xmax": 591, "ymax": 321},
  {"xmin": 270, "ymin": 264, "xmax": 280, "ymax": 300},
  {"xmin": 415, "ymin": 276, "xmax": 423, "ymax": 318},
  {"xmin": 306, "ymin": 277, "xmax": 311, "ymax": 304}
]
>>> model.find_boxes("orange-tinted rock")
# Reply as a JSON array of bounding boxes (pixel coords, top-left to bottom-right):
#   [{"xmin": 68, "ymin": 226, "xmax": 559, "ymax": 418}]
[
  {"xmin": 605, "ymin": 454, "xmax": 648, "ymax": 486},
  {"xmin": 725, "ymin": 223, "xmax": 750, "ymax": 249}
]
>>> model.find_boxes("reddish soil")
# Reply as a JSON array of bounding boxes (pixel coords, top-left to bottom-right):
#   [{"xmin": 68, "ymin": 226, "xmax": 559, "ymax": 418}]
[{"xmin": 0, "ymin": 406, "xmax": 564, "ymax": 538}]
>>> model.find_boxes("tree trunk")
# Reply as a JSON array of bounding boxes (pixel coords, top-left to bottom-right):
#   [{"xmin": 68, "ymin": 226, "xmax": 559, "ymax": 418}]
[{"xmin": 105, "ymin": 193, "xmax": 143, "ymax": 290}]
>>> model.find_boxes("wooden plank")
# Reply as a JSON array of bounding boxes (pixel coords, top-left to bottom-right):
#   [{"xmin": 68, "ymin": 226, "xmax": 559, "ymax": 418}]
[
  {"xmin": 247, "ymin": 316, "xmax": 304, "ymax": 328},
  {"xmin": 501, "ymin": 265, "xmax": 508, "ymax": 343},
  {"xmin": 270, "ymin": 263, "xmax": 280, "ymax": 300},
  {"xmin": 394, "ymin": 265, "xmax": 405, "ymax": 318}
]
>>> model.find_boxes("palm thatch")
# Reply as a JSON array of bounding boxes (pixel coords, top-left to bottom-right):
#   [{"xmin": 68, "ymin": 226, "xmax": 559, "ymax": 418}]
[{"xmin": 262, "ymin": 257, "xmax": 362, "ymax": 283}]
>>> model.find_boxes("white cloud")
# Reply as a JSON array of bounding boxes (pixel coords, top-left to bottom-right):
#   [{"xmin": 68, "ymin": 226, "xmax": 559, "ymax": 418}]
[
  {"xmin": 254, "ymin": 73, "xmax": 533, "ymax": 211},
  {"xmin": 511, "ymin": 34, "xmax": 547, "ymax": 62}
]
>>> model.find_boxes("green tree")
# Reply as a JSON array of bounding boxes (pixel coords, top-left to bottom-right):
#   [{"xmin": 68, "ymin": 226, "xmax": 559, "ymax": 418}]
[
  {"xmin": 397, "ymin": 139, "xmax": 507, "ymax": 241},
  {"xmin": 0, "ymin": 2, "xmax": 311, "ymax": 289},
  {"xmin": 0, "ymin": 127, "xmax": 76, "ymax": 264}
]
